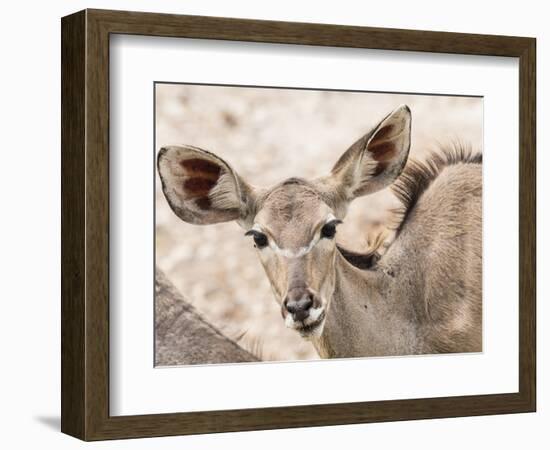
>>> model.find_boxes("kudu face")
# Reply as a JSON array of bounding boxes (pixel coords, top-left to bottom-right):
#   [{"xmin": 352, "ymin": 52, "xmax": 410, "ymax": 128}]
[
  {"xmin": 158, "ymin": 105, "xmax": 412, "ymax": 339},
  {"xmin": 247, "ymin": 181, "xmax": 340, "ymax": 337}
]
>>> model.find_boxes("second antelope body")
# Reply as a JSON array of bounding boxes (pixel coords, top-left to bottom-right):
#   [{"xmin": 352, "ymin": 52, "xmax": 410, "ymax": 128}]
[{"xmin": 158, "ymin": 105, "xmax": 482, "ymax": 358}]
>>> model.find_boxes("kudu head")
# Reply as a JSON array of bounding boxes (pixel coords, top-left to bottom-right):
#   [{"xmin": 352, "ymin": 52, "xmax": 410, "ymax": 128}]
[{"xmin": 158, "ymin": 105, "xmax": 411, "ymax": 339}]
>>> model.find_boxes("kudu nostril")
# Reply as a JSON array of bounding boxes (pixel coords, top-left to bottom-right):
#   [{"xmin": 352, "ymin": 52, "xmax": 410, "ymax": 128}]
[{"xmin": 285, "ymin": 293, "xmax": 314, "ymax": 322}]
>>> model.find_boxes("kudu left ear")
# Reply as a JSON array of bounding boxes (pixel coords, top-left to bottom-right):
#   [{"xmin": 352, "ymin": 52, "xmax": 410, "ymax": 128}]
[
  {"xmin": 157, "ymin": 145, "xmax": 257, "ymax": 226},
  {"xmin": 318, "ymin": 104, "xmax": 411, "ymax": 206}
]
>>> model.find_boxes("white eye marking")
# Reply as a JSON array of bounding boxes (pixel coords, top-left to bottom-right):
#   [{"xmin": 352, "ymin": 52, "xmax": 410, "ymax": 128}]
[
  {"xmin": 270, "ymin": 238, "xmax": 319, "ymax": 259},
  {"xmin": 252, "ymin": 214, "xmax": 339, "ymax": 258},
  {"xmin": 250, "ymin": 223, "xmax": 263, "ymax": 233}
]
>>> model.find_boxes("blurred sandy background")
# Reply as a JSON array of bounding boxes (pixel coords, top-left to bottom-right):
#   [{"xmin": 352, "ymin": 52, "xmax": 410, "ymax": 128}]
[{"xmin": 155, "ymin": 84, "xmax": 482, "ymax": 363}]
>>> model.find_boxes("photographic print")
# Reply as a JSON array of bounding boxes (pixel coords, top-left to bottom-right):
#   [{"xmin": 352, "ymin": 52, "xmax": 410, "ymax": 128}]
[{"xmin": 155, "ymin": 83, "xmax": 483, "ymax": 366}]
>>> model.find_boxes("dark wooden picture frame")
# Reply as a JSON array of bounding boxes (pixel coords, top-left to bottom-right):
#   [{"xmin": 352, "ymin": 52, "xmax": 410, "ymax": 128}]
[{"xmin": 61, "ymin": 9, "xmax": 536, "ymax": 441}]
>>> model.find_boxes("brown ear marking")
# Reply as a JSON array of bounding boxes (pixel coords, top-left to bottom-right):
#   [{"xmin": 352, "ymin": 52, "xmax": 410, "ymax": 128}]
[
  {"xmin": 373, "ymin": 124, "xmax": 394, "ymax": 140},
  {"xmin": 367, "ymin": 125, "xmax": 397, "ymax": 162},
  {"xmin": 179, "ymin": 157, "xmax": 223, "ymax": 205},
  {"xmin": 195, "ymin": 197, "xmax": 212, "ymax": 210},
  {"xmin": 368, "ymin": 141, "xmax": 397, "ymax": 162},
  {"xmin": 184, "ymin": 177, "xmax": 218, "ymax": 197},
  {"xmin": 180, "ymin": 158, "xmax": 221, "ymax": 179}
]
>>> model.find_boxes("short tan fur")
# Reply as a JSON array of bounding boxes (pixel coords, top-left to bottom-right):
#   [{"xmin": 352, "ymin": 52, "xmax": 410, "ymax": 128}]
[{"xmin": 158, "ymin": 105, "xmax": 482, "ymax": 358}]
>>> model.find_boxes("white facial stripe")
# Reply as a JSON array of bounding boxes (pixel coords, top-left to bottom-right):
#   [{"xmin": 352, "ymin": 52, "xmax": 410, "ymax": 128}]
[
  {"xmin": 252, "ymin": 214, "xmax": 339, "ymax": 259},
  {"xmin": 270, "ymin": 238, "xmax": 319, "ymax": 259}
]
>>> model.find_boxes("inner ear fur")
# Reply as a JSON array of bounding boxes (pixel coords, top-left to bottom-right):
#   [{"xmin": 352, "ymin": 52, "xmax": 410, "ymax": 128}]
[{"xmin": 157, "ymin": 145, "xmax": 256, "ymax": 226}]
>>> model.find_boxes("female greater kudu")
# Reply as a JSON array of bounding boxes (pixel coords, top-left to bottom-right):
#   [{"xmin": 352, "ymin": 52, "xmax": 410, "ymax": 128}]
[{"xmin": 158, "ymin": 105, "xmax": 482, "ymax": 358}]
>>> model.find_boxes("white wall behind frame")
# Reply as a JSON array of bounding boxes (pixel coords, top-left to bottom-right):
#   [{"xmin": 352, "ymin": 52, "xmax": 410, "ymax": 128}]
[{"xmin": 1, "ymin": 1, "xmax": 546, "ymax": 450}]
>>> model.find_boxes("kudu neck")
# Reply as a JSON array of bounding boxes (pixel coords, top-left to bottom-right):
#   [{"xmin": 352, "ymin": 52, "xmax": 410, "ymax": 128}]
[{"xmin": 312, "ymin": 249, "xmax": 417, "ymax": 358}]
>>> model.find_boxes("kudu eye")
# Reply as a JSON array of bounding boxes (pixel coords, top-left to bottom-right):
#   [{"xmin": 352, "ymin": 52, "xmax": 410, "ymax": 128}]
[
  {"xmin": 320, "ymin": 220, "xmax": 342, "ymax": 240},
  {"xmin": 245, "ymin": 230, "xmax": 269, "ymax": 249}
]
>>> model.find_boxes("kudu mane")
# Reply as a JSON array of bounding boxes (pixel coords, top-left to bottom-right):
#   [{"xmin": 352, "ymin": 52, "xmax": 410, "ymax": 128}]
[{"xmin": 337, "ymin": 144, "xmax": 482, "ymax": 271}]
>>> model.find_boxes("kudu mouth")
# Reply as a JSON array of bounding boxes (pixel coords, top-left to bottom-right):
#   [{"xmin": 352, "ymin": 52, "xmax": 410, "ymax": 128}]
[
  {"xmin": 296, "ymin": 309, "xmax": 326, "ymax": 338},
  {"xmin": 282, "ymin": 286, "xmax": 326, "ymax": 338}
]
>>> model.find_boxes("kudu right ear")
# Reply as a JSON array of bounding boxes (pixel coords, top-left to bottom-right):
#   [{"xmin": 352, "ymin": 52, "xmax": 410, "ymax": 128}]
[
  {"xmin": 157, "ymin": 145, "xmax": 257, "ymax": 227},
  {"xmin": 316, "ymin": 105, "xmax": 411, "ymax": 211}
]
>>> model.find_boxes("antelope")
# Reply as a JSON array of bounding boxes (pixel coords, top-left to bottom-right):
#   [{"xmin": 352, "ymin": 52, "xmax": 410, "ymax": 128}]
[{"xmin": 157, "ymin": 105, "xmax": 482, "ymax": 358}]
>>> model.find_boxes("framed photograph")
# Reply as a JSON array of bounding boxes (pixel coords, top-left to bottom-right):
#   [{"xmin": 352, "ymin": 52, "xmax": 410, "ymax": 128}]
[{"xmin": 61, "ymin": 9, "xmax": 536, "ymax": 440}]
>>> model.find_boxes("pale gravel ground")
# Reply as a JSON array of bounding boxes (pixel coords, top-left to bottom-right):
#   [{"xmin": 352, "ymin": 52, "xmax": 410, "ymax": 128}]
[{"xmin": 155, "ymin": 84, "xmax": 483, "ymax": 363}]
